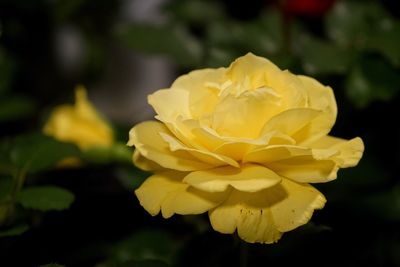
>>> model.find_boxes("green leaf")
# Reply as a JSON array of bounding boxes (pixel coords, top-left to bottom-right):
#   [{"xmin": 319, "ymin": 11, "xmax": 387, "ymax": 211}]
[
  {"xmin": 364, "ymin": 20, "xmax": 400, "ymax": 66},
  {"xmin": 115, "ymin": 166, "xmax": 150, "ymax": 191},
  {"xmin": 0, "ymin": 178, "xmax": 12, "ymax": 201},
  {"xmin": 109, "ymin": 229, "xmax": 179, "ymax": 265},
  {"xmin": 297, "ymin": 35, "xmax": 355, "ymax": 75},
  {"xmin": 326, "ymin": 1, "xmax": 390, "ymax": 48},
  {"xmin": 0, "ymin": 223, "xmax": 29, "ymax": 237},
  {"xmin": 10, "ymin": 133, "xmax": 81, "ymax": 173},
  {"xmin": 206, "ymin": 9, "xmax": 283, "ymax": 55},
  {"xmin": 18, "ymin": 186, "xmax": 75, "ymax": 211},
  {"xmin": 118, "ymin": 260, "xmax": 170, "ymax": 267},
  {"xmin": 166, "ymin": 0, "xmax": 224, "ymax": 25},
  {"xmin": 345, "ymin": 56, "xmax": 400, "ymax": 108},
  {"xmin": 39, "ymin": 264, "xmax": 65, "ymax": 267},
  {"xmin": 117, "ymin": 23, "xmax": 202, "ymax": 67},
  {"xmin": 361, "ymin": 186, "xmax": 400, "ymax": 222},
  {"xmin": 0, "ymin": 95, "xmax": 35, "ymax": 122},
  {"xmin": 83, "ymin": 143, "xmax": 132, "ymax": 164},
  {"xmin": 0, "ymin": 47, "xmax": 16, "ymax": 95}
]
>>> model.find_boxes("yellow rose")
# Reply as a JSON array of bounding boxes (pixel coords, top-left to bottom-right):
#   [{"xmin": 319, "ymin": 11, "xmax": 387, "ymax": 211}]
[
  {"xmin": 128, "ymin": 53, "xmax": 364, "ymax": 244},
  {"xmin": 44, "ymin": 85, "xmax": 113, "ymax": 150}
]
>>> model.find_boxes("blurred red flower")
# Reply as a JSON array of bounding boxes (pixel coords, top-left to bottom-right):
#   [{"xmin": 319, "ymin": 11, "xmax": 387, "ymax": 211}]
[{"xmin": 283, "ymin": 0, "xmax": 336, "ymax": 17}]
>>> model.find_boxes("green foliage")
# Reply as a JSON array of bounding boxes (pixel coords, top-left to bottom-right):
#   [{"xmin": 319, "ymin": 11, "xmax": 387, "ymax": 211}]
[
  {"xmin": 18, "ymin": 186, "xmax": 75, "ymax": 211},
  {"xmin": 107, "ymin": 229, "xmax": 180, "ymax": 266},
  {"xmin": 0, "ymin": 95, "xmax": 36, "ymax": 122},
  {"xmin": 345, "ymin": 56, "xmax": 400, "ymax": 108},
  {"xmin": 0, "ymin": 47, "xmax": 16, "ymax": 95},
  {"xmin": 296, "ymin": 35, "xmax": 355, "ymax": 75},
  {"xmin": 10, "ymin": 133, "xmax": 81, "ymax": 173},
  {"xmin": 83, "ymin": 143, "xmax": 132, "ymax": 164},
  {"xmin": 326, "ymin": 1, "xmax": 389, "ymax": 48},
  {"xmin": 117, "ymin": 23, "xmax": 202, "ymax": 67},
  {"xmin": 0, "ymin": 178, "xmax": 13, "ymax": 201},
  {"xmin": 0, "ymin": 223, "xmax": 29, "ymax": 237},
  {"xmin": 39, "ymin": 264, "xmax": 65, "ymax": 267},
  {"xmin": 117, "ymin": 260, "xmax": 170, "ymax": 267},
  {"xmin": 166, "ymin": 0, "xmax": 224, "ymax": 25}
]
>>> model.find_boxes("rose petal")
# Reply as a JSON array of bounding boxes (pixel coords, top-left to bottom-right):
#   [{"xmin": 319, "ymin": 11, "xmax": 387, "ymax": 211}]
[
  {"xmin": 135, "ymin": 171, "xmax": 229, "ymax": 218},
  {"xmin": 159, "ymin": 131, "xmax": 239, "ymax": 168},
  {"xmin": 183, "ymin": 164, "xmax": 281, "ymax": 193},
  {"xmin": 128, "ymin": 121, "xmax": 212, "ymax": 171},
  {"xmin": 209, "ymin": 187, "xmax": 284, "ymax": 244},
  {"xmin": 211, "ymin": 87, "xmax": 283, "ymax": 138},
  {"xmin": 267, "ymin": 157, "xmax": 337, "ymax": 183},
  {"xmin": 271, "ymin": 178, "xmax": 326, "ymax": 232},
  {"xmin": 208, "ymin": 178, "xmax": 325, "ymax": 243},
  {"xmin": 260, "ymin": 108, "xmax": 322, "ymax": 137},
  {"xmin": 310, "ymin": 136, "xmax": 364, "ymax": 167},
  {"xmin": 148, "ymin": 89, "xmax": 191, "ymax": 122},
  {"xmin": 172, "ymin": 68, "xmax": 225, "ymax": 119}
]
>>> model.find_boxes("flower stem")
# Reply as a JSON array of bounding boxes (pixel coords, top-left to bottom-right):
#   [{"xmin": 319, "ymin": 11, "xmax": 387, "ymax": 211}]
[
  {"xmin": 239, "ymin": 239, "xmax": 249, "ymax": 267},
  {"xmin": 11, "ymin": 168, "xmax": 27, "ymax": 203}
]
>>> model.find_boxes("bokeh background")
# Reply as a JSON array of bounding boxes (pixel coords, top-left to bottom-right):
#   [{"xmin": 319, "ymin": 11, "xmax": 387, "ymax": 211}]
[{"xmin": 1, "ymin": 0, "xmax": 400, "ymax": 266}]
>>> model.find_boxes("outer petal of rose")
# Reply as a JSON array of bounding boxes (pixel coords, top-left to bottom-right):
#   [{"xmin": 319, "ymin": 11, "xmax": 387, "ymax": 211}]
[
  {"xmin": 128, "ymin": 121, "xmax": 212, "ymax": 171},
  {"xmin": 183, "ymin": 164, "xmax": 281, "ymax": 193},
  {"xmin": 148, "ymin": 89, "xmax": 191, "ymax": 122},
  {"xmin": 243, "ymin": 144, "xmax": 338, "ymax": 163},
  {"xmin": 294, "ymin": 75, "xmax": 337, "ymax": 145},
  {"xmin": 271, "ymin": 178, "xmax": 326, "ymax": 232},
  {"xmin": 209, "ymin": 179, "xmax": 325, "ymax": 243},
  {"xmin": 181, "ymin": 118, "xmax": 295, "ymax": 157},
  {"xmin": 209, "ymin": 187, "xmax": 285, "ymax": 244},
  {"xmin": 135, "ymin": 171, "xmax": 229, "ymax": 218},
  {"xmin": 260, "ymin": 108, "xmax": 322, "ymax": 137},
  {"xmin": 309, "ymin": 136, "xmax": 364, "ymax": 167},
  {"xmin": 225, "ymin": 53, "xmax": 281, "ymax": 89},
  {"xmin": 132, "ymin": 149, "xmax": 164, "ymax": 171},
  {"xmin": 171, "ymin": 68, "xmax": 225, "ymax": 119},
  {"xmin": 159, "ymin": 131, "xmax": 239, "ymax": 168},
  {"xmin": 267, "ymin": 158, "xmax": 337, "ymax": 183},
  {"xmin": 243, "ymin": 145, "xmax": 338, "ymax": 183}
]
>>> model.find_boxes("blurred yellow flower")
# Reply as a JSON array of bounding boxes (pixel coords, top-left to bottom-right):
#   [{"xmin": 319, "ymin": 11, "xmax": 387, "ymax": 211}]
[
  {"xmin": 128, "ymin": 53, "xmax": 364, "ymax": 244},
  {"xmin": 44, "ymin": 85, "xmax": 113, "ymax": 150}
]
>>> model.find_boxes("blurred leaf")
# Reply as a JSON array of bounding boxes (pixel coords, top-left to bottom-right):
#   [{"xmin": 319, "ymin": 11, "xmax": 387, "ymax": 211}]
[
  {"xmin": 0, "ymin": 95, "xmax": 35, "ymax": 122},
  {"xmin": 10, "ymin": 133, "xmax": 81, "ymax": 173},
  {"xmin": 204, "ymin": 47, "xmax": 239, "ymax": 68},
  {"xmin": 362, "ymin": 185, "xmax": 400, "ymax": 221},
  {"xmin": 326, "ymin": 1, "xmax": 390, "ymax": 48},
  {"xmin": 117, "ymin": 23, "xmax": 202, "ymax": 67},
  {"xmin": 345, "ymin": 56, "xmax": 400, "ymax": 108},
  {"xmin": 118, "ymin": 260, "xmax": 170, "ymax": 267},
  {"xmin": 39, "ymin": 264, "xmax": 64, "ymax": 267},
  {"xmin": 0, "ymin": 223, "xmax": 29, "ymax": 237},
  {"xmin": 0, "ymin": 203, "xmax": 15, "ymax": 226},
  {"xmin": 365, "ymin": 20, "xmax": 400, "ymax": 66},
  {"xmin": 166, "ymin": 0, "xmax": 224, "ymax": 25},
  {"xmin": 0, "ymin": 138, "xmax": 12, "ymax": 166},
  {"xmin": 115, "ymin": 166, "xmax": 150, "ymax": 191},
  {"xmin": 297, "ymin": 35, "xmax": 355, "ymax": 75},
  {"xmin": 206, "ymin": 9, "xmax": 283, "ymax": 55},
  {"xmin": 109, "ymin": 229, "xmax": 179, "ymax": 265},
  {"xmin": 0, "ymin": 47, "xmax": 16, "ymax": 95},
  {"xmin": 83, "ymin": 143, "xmax": 132, "ymax": 164},
  {"xmin": 0, "ymin": 178, "xmax": 13, "ymax": 201},
  {"xmin": 18, "ymin": 186, "xmax": 75, "ymax": 211}
]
